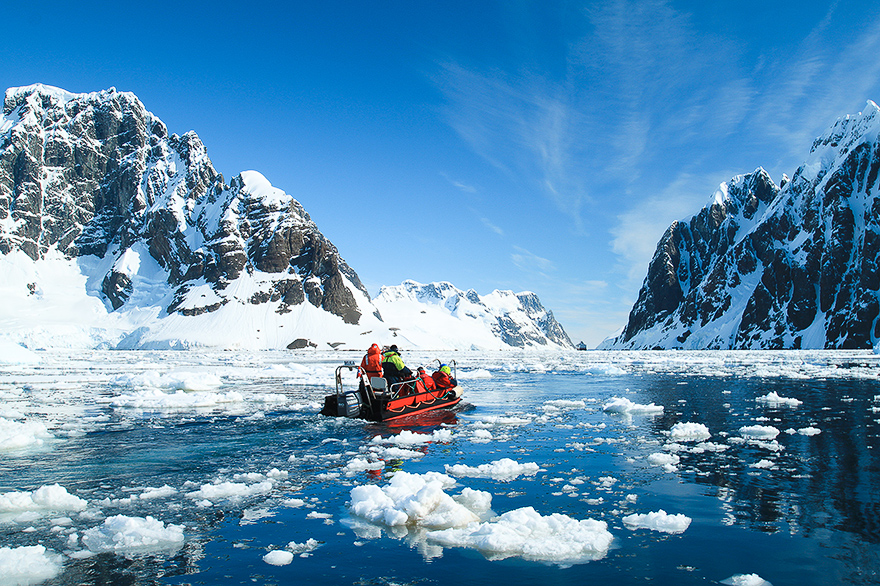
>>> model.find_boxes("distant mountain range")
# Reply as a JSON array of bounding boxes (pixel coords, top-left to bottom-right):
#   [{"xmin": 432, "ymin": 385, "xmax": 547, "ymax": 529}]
[
  {"xmin": 0, "ymin": 84, "xmax": 572, "ymax": 351},
  {"xmin": 603, "ymin": 100, "xmax": 880, "ymax": 349},
  {"xmin": 375, "ymin": 280, "xmax": 572, "ymax": 350}
]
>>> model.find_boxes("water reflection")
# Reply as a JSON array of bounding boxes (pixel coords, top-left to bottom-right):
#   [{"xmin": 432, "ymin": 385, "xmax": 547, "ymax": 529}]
[{"xmin": 640, "ymin": 376, "xmax": 880, "ymax": 546}]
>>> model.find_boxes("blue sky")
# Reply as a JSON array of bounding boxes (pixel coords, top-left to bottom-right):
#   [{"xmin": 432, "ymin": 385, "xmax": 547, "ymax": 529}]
[{"xmin": 4, "ymin": 0, "xmax": 880, "ymax": 346}]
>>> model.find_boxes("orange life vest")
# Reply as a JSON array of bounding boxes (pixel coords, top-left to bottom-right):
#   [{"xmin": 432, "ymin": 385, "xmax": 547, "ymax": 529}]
[{"xmin": 360, "ymin": 344, "xmax": 383, "ymax": 379}]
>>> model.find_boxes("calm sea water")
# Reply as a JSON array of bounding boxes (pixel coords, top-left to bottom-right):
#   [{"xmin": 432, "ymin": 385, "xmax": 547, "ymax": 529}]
[{"xmin": 1, "ymin": 350, "xmax": 879, "ymax": 585}]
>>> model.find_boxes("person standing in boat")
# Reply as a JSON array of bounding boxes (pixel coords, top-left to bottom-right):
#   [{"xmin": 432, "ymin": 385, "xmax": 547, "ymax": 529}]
[
  {"xmin": 382, "ymin": 345, "xmax": 412, "ymax": 386},
  {"xmin": 359, "ymin": 343, "xmax": 383, "ymax": 381}
]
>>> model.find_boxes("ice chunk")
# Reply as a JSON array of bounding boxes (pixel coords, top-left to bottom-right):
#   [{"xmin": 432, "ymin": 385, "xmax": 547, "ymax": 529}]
[
  {"xmin": 622, "ymin": 509, "xmax": 691, "ymax": 534},
  {"xmin": 756, "ymin": 392, "xmax": 802, "ymax": 408},
  {"xmin": 263, "ymin": 550, "xmax": 293, "ymax": 566},
  {"xmin": 185, "ymin": 480, "xmax": 273, "ymax": 502},
  {"xmin": 445, "ymin": 458, "xmax": 540, "ymax": 481},
  {"xmin": 0, "ymin": 545, "xmax": 63, "ymax": 584},
  {"xmin": 348, "ymin": 471, "xmax": 491, "ymax": 529},
  {"xmin": 739, "ymin": 425, "xmax": 780, "ymax": 439},
  {"xmin": 82, "ymin": 515, "xmax": 184, "ymax": 554},
  {"xmin": 428, "ymin": 506, "xmax": 613, "ymax": 566},
  {"xmin": 669, "ymin": 422, "xmax": 710, "ymax": 442},
  {"xmin": 720, "ymin": 574, "xmax": 772, "ymax": 586},
  {"xmin": 0, "ymin": 484, "xmax": 87, "ymax": 515},
  {"xmin": 370, "ymin": 429, "xmax": 453, "ymax": 446},
  {"xmin": 647, "ymin": 452, "xmax": 680, "ymax": 472},
  {"xmin": 0, "ymin": 417, "xmax": 54, "ymax": 451},
  {"xmin": 603, "ymin": 397, "xmax": 664, "ymax": 415},
  {"xmin": 798, "ymin": 427, "xmax": 821, "ymax": 436}
]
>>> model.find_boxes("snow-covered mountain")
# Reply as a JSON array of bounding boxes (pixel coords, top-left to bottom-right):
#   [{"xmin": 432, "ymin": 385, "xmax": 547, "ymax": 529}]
[
  {"xmin": 374, "ymin": 280, "xmax": 573, "ymax": 350},
  {"xmin": 603, "ymin": 100, "xmax": 880, "ymax": 350},
  {"xmin": 0, "ymin": 84, "xmax": 571, "ymax": 351}
]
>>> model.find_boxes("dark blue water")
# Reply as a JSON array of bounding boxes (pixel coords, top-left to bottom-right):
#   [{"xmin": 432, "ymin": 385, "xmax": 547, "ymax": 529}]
[{"xmin": 2, "ymin": 351, "xmax": 879, "ymax": 585}]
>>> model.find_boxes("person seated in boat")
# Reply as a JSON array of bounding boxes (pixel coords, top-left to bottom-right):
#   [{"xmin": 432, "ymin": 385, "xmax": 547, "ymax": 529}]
[
  {"xmin": 359, "ymin": 343, "xmax": 383, "ymax": 382},
  {"xmin": 432, "ymin": 364, "xmax": 457, "ymax": 389},
  {"xmin": 416, "ymin": 367, "xmax": 435, "ymax": 391},
  {"xmin": 382, "ymin": 345, "xmax": 413, "ymax": 387}
]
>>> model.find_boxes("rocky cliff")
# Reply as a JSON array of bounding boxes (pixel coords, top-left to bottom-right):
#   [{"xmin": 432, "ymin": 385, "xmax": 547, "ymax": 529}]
[
  {"xmin": 604, "ymin": 101, "xmax": 880, "ymax": 349},
  {"xmin": 0, "ymin": 84, "xmax": 378, "ymax": 348}
]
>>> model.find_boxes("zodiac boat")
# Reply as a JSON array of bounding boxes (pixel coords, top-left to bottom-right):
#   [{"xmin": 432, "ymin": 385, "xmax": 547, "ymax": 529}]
[{"xmin": 320, "ymin": 361, "xmax": 463, "ymax": 422}]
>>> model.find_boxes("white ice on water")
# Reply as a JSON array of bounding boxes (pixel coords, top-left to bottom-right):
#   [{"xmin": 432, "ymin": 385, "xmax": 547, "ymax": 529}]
[
  {"xmin": 755, "ymin": 392, "xmax": 802, "ymax": 408},
  {"xmin": 0, "ymin": 348, "xmax": 857, "ymax": 582},
  {"xmin": 348, "ymin": 470, "xmax": 613, "ymax": 566},
  {"xmin": 0, "ymin": 545, "xmax": 63, "ymax": 585},
  {"xmin": 0, "ymin": 418, "xmax": 54, "ymax": 452},
  {"xmin": 602, "ymin": 397, "xmax": 664, "ymax": 415},
  {"xmin": 80, "ymin": 515, "xmax": 184, "ymax": 555},
  {"xmin": 444, "ymin": 458, "xmax": 541, "ymax": 481},
  {"xmin": 721, "ymin": 574, "xmax": 773, "ymax": 586},
  {"xmin": 622, "ymin": 509, "xmax": 692, "ymax": 534}
]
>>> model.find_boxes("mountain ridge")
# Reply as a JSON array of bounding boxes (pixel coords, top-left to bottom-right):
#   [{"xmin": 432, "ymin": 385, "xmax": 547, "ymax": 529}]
[
  {"xmin": 0, "ymin": 84, "xmax": 572, "ymax": 351},
  {"xmin": 603, "ymin": 100, "xmax": 880, "ymax": 349}
]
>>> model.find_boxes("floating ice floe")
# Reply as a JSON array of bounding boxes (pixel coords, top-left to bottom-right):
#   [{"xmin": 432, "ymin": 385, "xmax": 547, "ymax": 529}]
[
  {"xmin": 185, "ymin": 480, "xmax": 274, "ymax": 503},
  {"xmin": 0, "ymin": 484, "xmax": 87, "ymax": 522},
  {"xmin": 0, "ymin": 544, "xmax": 63, "ymax": 585},
  {"xmin": 646, "ymin": 453, "xmax": 680, "ymax": 473},
  {"xmin": 445, "ymin": 458, "xmax": 540, "ymax": 481},
  {"xmin": 602, "ymin": 397, "xmax": 664, "ymax": 415},
  {"xmin": 349, "ymin": 471, "xmax": 492, "ymax": 529},
  {"xmin": 428, "ymin": 506, "xmax": 614, "ymax": 566},
  {"xmin": 739, "ymin": 425, "xmax": 780, "ymax": 440},
  {"xmin": 750, "ymin": 459, "xmax": 776, "ymax": 470},
  {"xmin": 0, "ymin": 417, "xmax": 54, "ymax": 451},
  {"xmin": 370, "ymin": 429, "xmax": 453, "ymax": 446},
  {"xmin": 263, "ymin": 549, "xmax": 294, "ymax": 566},
  {"xmin": 343, "ymin": 458, "xmax": 385, "ymax": 476},
  {"xmin": 81, "ymin": 515, "xmax": 184, "ymax": 555},
  {"xmin": 720, "ymin": 573, "xmax": 773, "ymax": 586},
  {"xmin": 622, "ymin": 509, "xmax": 692, "ymax": 534},
  {"xmin": 755, "ymin": 392, "xmax": 802, "ymax": 408},
  {"xmin": 669, "ymin": 422, "xmax": 711, "ymax": 442}
]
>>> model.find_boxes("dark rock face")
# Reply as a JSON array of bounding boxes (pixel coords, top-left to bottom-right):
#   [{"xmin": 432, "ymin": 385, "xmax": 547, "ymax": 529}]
[
  {"xmin": 0, "ymin": 85, "xmax": 371, "ymax": 327},
  {"xmin": 607, "ymin": 101, "xmax": 880, "ymax": 349}
]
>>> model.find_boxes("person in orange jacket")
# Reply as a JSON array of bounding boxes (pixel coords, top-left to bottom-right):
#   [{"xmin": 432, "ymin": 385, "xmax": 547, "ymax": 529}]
[{"xmin": 359, "ymin": 343, "xmax": 383, "ymax": 381}]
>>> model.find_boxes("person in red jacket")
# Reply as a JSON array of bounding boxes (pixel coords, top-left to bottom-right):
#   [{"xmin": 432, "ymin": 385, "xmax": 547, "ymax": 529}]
[
  {"xmin": 417, "ymin": 367, "xmax": 435, "ymax": 390},
  {"xmin": 359, "ymin": 343, "xmax": 383, "ymax": 381},
  {"xmin": 432, "ymin": 364, "xmax": 457, "ymax": 389}
]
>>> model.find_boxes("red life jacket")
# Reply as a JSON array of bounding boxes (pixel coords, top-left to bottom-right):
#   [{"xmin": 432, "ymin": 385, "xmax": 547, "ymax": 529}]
[
  {"xmin": 360, "ymin": 344, "xmax": 383, "ymax": 379},
  {"xmin": 418, "ymin": 371, "xmax": 436, "ymax": 390},
  {"xmin": 432, "ymin": 370, "xmax": 453, "ymax": 389}
]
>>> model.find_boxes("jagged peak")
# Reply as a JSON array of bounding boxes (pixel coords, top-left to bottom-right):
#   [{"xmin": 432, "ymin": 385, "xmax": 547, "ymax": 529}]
[{"xmin": 810, "ymin": 99, "xmax": 880, "ymax": 156}]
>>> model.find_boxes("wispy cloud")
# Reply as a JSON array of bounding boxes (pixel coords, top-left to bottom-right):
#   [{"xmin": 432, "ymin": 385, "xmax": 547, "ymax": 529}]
[
  {"xmin": 480, "ymin": 217, "xmax": 504, "ymax": 236},
  {"xmin": 439, "ymin": 171, "xmax": 477, "ymax": 194},
  {"xmin": 609, "ymin": 171, "xmax": 730, "ymax": 287},
  {"xmin": 435, "ymin": 62, "xmax": 589, "ymax": 228},
  {"xmin": 511, "ymin": 246, "xmax": 555, "ymax": 276}
]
